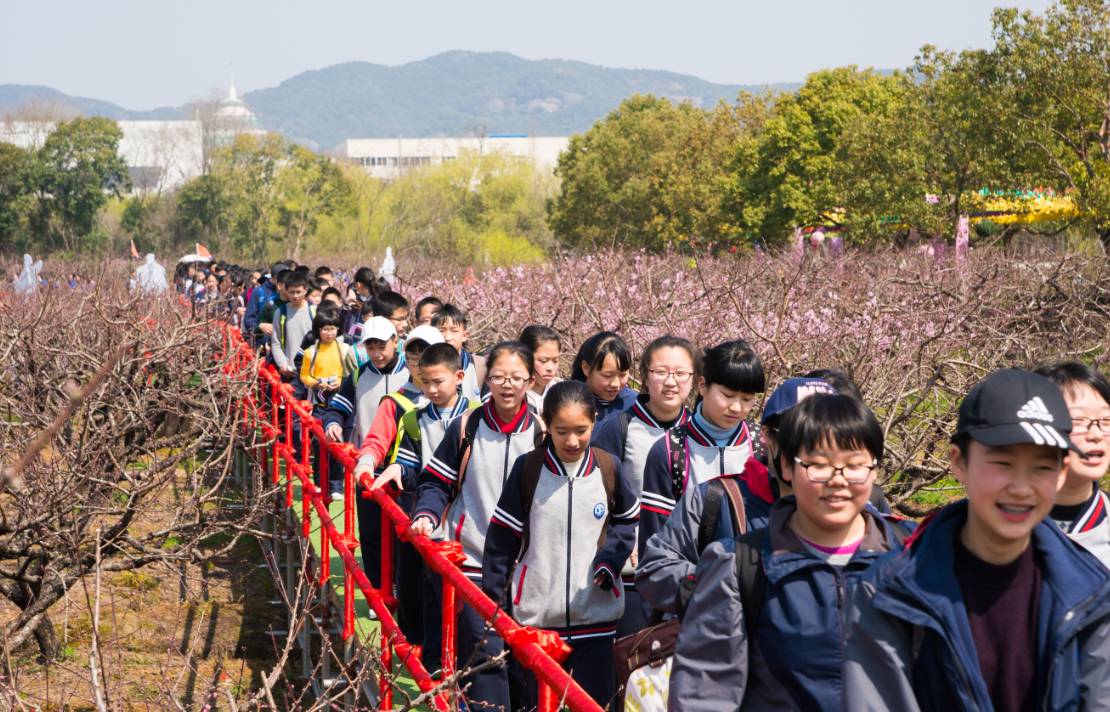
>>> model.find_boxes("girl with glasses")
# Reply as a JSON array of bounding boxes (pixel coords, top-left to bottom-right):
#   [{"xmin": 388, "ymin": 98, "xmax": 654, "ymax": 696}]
[
  {"xmin": 1035, "ymin": 361, "xmax": 1110, "ymax": 568},
  {"xmin": 592, "ymin": 335, "xmax": 697, "ymax": 634},
  {"xmin": 668, "ymin": 393, "xmax": 913, "ymax": 710}
]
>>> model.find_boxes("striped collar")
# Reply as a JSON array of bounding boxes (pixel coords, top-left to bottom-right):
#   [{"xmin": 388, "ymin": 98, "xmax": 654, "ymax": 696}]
[
  {"xmin": 629, "ymin": 398, "xmax": 690, "ymax": 430},
  {"xmin": 1062, "ymin": 488, "xmax": 1109, "ymax": 534},
  {"xmin": 426, "ymin": 396, "xmax": 470, "ymax": 422},
  {"xmin": 543, "ymin": 444, "xmax": 595, "ymax": 479},
  {"xmin": 358, "ymin": 351, "xmax": 407, "ymax": 376},
  {"xmin": 685, "ymin": 414, "xmax": 749, "ymax": 448},
  {"xmin": 480, "ymin": 400, "xmax": 532, "ymax": 434}
]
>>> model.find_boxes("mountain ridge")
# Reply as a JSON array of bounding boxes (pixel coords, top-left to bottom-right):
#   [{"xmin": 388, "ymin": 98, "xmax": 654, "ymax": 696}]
[{"xmin": 0, "ymin": 51, "xmax": 804, "ymax": 148}]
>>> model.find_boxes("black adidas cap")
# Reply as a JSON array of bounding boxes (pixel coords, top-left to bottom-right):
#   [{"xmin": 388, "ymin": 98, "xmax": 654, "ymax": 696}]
[{"xmin": 953, "ymin": 368, "xmax": 1078, "ymax": 452}]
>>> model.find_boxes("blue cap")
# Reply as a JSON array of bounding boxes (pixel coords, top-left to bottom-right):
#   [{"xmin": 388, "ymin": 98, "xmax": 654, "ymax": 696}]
[{"xmin": 761, "ymin": 378, "xmax": 836, "ymax": 424}]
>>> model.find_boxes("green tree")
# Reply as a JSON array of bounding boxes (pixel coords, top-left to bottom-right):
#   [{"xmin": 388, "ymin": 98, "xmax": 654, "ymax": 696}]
[
  {"xmin": 726, "ymin": 67, "xmax": 904, "ymax": 246},
  {"xmin": 835, "ymin": 48, "xmax": 1015, "ymax": 243},
  {"xmin": 991, "ymin": 0, "xmax": 1110, "ymax": 242},
  {"xmin": 174, "ymin": 173, "xmax": 232, "ymax": 253},
  {"xmin": 32, "ymin": 117, "xmax": 130, "ymax": 252},
  {"xmin": 277, "ymin": 145, "xmax": 354, "ymax": 262},
  {"xmin": 547, "ymin": 94, "xmax": 743, "ymax": 251},
  {"xmin": 0, "ymin": 142, "xmax": 35, "ymax": 252}
]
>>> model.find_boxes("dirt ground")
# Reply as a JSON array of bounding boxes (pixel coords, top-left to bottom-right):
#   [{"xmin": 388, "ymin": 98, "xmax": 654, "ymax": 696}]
[{"xmin": 1, "ymin": 531, "xmax": 288, "ymax": 711}]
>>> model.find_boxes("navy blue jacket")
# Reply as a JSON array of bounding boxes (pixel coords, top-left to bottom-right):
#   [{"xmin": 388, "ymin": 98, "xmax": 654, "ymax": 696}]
[
  {"xmin": 669, "ymin": 497, "xmax": 913, "ymax": 711},
  {"xmin": 845, "ymin": 500, "xmax": 1110, "ymax": 711},
  {"xmin": 594, "ymin": 386, "xmax": 638, "ymax": 423},
  {"xmin": 243, "ymin": 280, "xmax": 276, "ymax": 335}
]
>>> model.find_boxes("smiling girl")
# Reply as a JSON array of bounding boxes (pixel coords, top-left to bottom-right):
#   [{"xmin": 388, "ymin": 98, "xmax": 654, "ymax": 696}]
[
  {"xmin": 669, "ymin": 393, "xmax": 912, "ymax": 710},
  {"xmin": 519, "ymin": 324, "xmax": 563, "ymax": 414},
  {"xmin": 484, "ymin": 380, "xmax": 639, "ymax": 708},
  {"xmin": 638, "ymin": 340, "xmax": 764, "ymax": 556},
  {"xmin": 571, "ymin": 331, "xmax": 638, "ymax": 422},
  {"xmin": 410, "ymin": 341, "xmax": 544, "ymax": 710},
  {"xmin": 1036, "ymin": 361, "xmax": 1110, "ymax": 568}
]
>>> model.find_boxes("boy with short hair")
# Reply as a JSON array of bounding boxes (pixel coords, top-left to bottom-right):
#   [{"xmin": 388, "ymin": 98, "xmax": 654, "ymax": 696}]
[
  {"xmin": 270, "ymin": 271, "xmax": 313, "ymax": 380},
  {"xmin": 844, "ymin": 368, "xmax": 1110, "ymax": 710},
  {"xmin": 373, "ymin": 291, "xmax": 411, "ymax": 340},
  {"xmin": 314, "ymin": 265, "xmax": 334, "ymax": 287},
  {"xmin": 431, "ymin": 304, "xmax": 486, "ymax": 399},
  {"xmin": 1035, "ymin": 361, "xmax": 1110, "ymax": 568},
  {"xmin": 414, "ymin": 295, "xmax": 443, "ymax": 326}
]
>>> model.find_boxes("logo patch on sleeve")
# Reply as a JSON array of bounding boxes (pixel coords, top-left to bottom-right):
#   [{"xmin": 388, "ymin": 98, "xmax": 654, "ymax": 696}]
[{"xmin": 593, "ymin": 502, "xmax": 607, "ymax": 519}]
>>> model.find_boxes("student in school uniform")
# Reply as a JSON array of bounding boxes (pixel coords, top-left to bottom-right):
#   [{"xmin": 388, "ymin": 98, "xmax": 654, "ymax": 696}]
[
  {"xmin": 413, "ymin": 295, "xmax": 443, "ymax": 326},
  {"xmin": 571, "ymin": 331, "xmax": 638, "ymax": 422},
  {"xmin": 322, "ymin": 316, "xmax": 409, "ymax": 586},
  {"xmin": 591, "ymin": 335, "xmax": 696, "ymax": 634},
  {"xmin": 372, "ymin": 341, "xmax": 476, "ymax": 661},
  {"xmin": 409, "ymin": 341, "xmax": 544, "ymax": 710},
  {"xmin": 431, "ymin": 304, "xmax": 487, "ymax": 401},
  {"xmin": 844, "ymin": 369, "xmax": 1110, "ymax": 711},
  {"xmin": 519, "ymin": 324, "xmax": 563, "ymax": 415},
  {"xmin": 484, "ymin": 380, "xmax": 639, "ymax": 709},
  {"xmin": 638, "ymin": 340, "xmax": 765, "ymax": 559},
  {"xmin": 671, "ymin": 393, "xmax": 912, "ymax": 711},
  {"xmin": 1035, "ymin": 361, "xmax": 1110, "ymax": 568}
]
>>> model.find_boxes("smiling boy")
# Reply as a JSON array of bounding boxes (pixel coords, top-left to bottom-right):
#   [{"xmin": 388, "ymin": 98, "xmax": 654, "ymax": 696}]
[{"xmin": 844, "ymin": 368, "xmax": 1110, "ymax": 711}]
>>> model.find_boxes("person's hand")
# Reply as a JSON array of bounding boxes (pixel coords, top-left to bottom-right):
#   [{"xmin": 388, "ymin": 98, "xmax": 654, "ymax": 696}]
[
  {"xmin": 236, "ymin": 306, "xmax": 246, "ymax": 316},
  {"xmin": 353, "ymin": 461, "xmax": 375, "ymax": 482},
  {"xmin": 371, "ymin": 464, "xmax": 403, "ymax": 491},
  {"xmin": 594, "ymin": 568, "xmax": 617, "ymax": 594},
  {"xmin": 410, "ymin": 516, "xmax": 435, "ymax": 537},
  {"xmin": 324, "ymin": 380, "xmax": 341, "ymax": 392},
  {"xmin": 259, "ymin": 323, "xmax": 274, "ymax": 336},
  {"xmin": 325, "ymin": 423, "xmax": 344, "ymax": 442}
]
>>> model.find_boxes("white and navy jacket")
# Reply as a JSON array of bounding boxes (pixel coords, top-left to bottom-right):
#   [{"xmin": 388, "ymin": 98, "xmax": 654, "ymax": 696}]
[
  {"xmin": 460, "ymin": 349, "xmax": 486, "ymax": 401},
  {"xmin": 321, "ymin": 353, "xmax": 409, "ymax": 445},
  {"xmin": 638, "ymin": 416, "xmax": 753, "ymax": 560},
  {"xmin": 412, "ymin": 401, "xmax": 542, "ymax": 580},
  {"xmin": 1057, "ymin": 486, "xmax": 1110, "ymax": 569},
  {"xmin": 592, "ymin": 394, "xmax": 690, "ymax": 580},
  {"xmin": 594, "ymin": 386, "xmax": 639, "ymax": 423},
  {"xmin": 394, "ymin": 397, "xmax": 474, "ymax": 491},
  {"xmin": 483, "ymin": 446, "xmax": 639, "ymax": 639}
]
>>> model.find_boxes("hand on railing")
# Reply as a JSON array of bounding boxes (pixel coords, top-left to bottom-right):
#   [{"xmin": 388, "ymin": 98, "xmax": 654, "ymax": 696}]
[
  {"xmin": 370, "ymin": 463, "xmax": 404, "ymax": 492},
  {"xmin": 325, "ymin": 423, "xmax": 344, "ymax": 442},
  {"xmin": 411, "ymin": 516, "xmax": 436, "ymax": 538}
]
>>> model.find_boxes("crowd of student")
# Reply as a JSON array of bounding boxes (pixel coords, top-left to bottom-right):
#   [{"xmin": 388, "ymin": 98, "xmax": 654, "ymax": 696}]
[{"xmin": 192, "ymin": 258, "xmax": 1110, "ymax": 711}]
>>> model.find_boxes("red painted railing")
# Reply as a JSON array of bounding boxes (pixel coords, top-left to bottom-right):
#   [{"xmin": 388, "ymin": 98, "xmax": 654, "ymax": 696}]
[{"xmin": 216, "ymin": 322, "xmax": 603, "ymax": 711}]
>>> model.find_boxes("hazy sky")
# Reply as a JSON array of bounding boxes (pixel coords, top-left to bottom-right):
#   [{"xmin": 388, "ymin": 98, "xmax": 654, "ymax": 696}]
[{"xmin": 2, "ymin": 0, "xmax": 1053, "ymax": 109}]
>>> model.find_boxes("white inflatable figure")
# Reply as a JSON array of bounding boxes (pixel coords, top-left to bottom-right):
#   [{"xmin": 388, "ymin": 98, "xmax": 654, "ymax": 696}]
[
  {"xmin": 135, "ymin": 253, "xmax": 168, "ymax": 294},
  {"xmin": 14, "ymin": 254, "xmax": 42, "ymax": 294},
  {"xmin": 380, "ymin": 246, "xmax": 397, "ymax": 288}
]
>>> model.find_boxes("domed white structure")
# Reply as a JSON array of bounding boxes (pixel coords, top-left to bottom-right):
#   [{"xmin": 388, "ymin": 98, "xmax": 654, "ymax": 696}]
[{"xmin": 210, "ymin": 74, "xmax": 263, "ymax": 146}]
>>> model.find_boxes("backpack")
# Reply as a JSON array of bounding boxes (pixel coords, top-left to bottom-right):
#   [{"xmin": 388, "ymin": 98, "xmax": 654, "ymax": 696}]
[
  {"xmin": 516, "ymin": 446, "xmax": 618, "ymax": 552},
  {"xmin": 674, "ymin": 476, "xmax": 750, "ymax": 619},
  {"xmin": 395, "ymin": 399, "xmax": 481, "ymax": 462},
  {"xmin": 276, "ymin": 302, "xmax": 316, "ymax": 351},
  {"xmin": 380, "ymin": 391, "xmax": 419, "ymax": 465},
  {"xmin": 665, "ymin": 426, "xmax": 688, "ymax": 499}
]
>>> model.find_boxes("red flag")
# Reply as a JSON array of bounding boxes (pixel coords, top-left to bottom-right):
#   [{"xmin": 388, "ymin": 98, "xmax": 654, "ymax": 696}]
[
  {"xmin": 130, "ymin": 238, "xmax": 140, "ymax": 259},
  {"xmin": 195, "ymin": 243, "xmax": 212, "ymax": 258}
]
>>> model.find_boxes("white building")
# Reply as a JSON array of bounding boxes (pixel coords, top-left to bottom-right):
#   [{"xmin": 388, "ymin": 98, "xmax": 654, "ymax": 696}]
[
  {"xmin": 335, "ymin": 135, "xmax": 570, "ymax": 180},
  {"xmin": 0, "ymin": 119, "xmax": 204, "ymax": 193},
  {"xmin": 208, "ymin": 78, "xmax": 265, "ymax": 148}
]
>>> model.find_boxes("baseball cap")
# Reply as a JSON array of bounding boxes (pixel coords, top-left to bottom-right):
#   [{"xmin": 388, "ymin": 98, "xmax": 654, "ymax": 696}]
[
  {"xmin": 361, "ymin": 316, "xmax": 397, "ymax": 343},
  {"xmin": 761, "ymin": 378, "xmax": 837, "ymax": 424},
  {"xmin": 952, "ymin": 368, "xmax": 1078, "ymax": 452},
  {"xmin": 405, "ymin": 325, "xmax": 444, "ymax": 348}
]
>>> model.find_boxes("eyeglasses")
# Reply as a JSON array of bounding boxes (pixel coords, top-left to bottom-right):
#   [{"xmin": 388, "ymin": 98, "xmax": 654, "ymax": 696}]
[
  {"xmin": 647, "ymin": 368, "xmax": 694, "ymax": 384},
  {"xmin": 1072, "ymin": 417, "xmax": 1110, "ymax": 435},
  {"xmin": 489, "ymin": 375, "xmax": 529, "ymax": 387},
  {"xmin": 793, "ymin": 457, "xmax": 877, "ymax": 484}
]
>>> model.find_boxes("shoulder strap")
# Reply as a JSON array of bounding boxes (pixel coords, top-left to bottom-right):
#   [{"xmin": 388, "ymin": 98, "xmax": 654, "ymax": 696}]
[
  {"xmin": 668, "ymin": 426, "xmax": 687, "ymax": 499},
  {"xmin": 698, "ymin": 479, "xmax": 727, "ymax": 555},
  {"xmin": 719, "ymin": 476, "xmax": 748, "ymax": 537},
  {"xmin": 517, "ymin": 449, "xmax": 548, "ymax": 552},
  {"xmin": 592, "ymin": 447, "xmax": 618, "ymax": 512},
  {"xmin": 399, "ymin": 407, "xmax": 421, "ymax": 442},
  {"xmin": 733, "ymin": 527, "xmax": 770, "ymax": 640},
  {"xmin": 474, "ymin": 353, "xmax": 488, "ymax": 387},
  {"xmin": 455, "ymin": 410, "xmax": 482, "ymax": 489}
]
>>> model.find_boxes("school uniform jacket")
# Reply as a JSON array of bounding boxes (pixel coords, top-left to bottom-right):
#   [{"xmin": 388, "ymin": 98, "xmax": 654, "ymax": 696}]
[
  {"xmin": 844, "ymin": 499, "xmax": 1110, "ymax": 712},
  {"xmin": 321, "ymin": 353, "xmax": 409, "ymax": 445},
  {"xmin": 1060, "ymin": 488, "xmax": 1110, "ymax": 570},
  {"xmin": 669, "ymin": 498, "xmax": 912, "ymax": 712},
  {"xmin": 460, "ymin": 349, "xmax": 486, "ymax": 401},
  {"xmin": 395, "ymin": 397, "xmax": 474, "ymax": 490},
  {"xmin": 483, "ymin": 446, "xmax": 640, "ymax": 639},
  {"xmin": 592, "ymin": 395, "xmax": 690, "ymax": 582},
  {"xmin": 594, "ymin": 386, "xmax": 639, "ymax": 423},
  {"xmin": 638, "ymin": 416, "xmax": 754, "ymax": 559},
  {"xmin": 412, "ymin": 401, "xmax": 542, "ymax": 580},
  {"xmin": 635, "ymin": 457, "xmax": 774, "ymax": 616}
]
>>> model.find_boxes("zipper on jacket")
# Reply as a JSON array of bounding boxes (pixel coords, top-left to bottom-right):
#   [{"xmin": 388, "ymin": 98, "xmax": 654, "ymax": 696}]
[
  {"xmin": 719, "ymin": 447, "xmax": 725, "ymax": 477},
  {"xmin": 566, "ymin": 476, "xmax": 574, "ymax": 629},
  {"xmin": 502, "ymin": 434, "xmax": 512, "ymax": 483}
]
